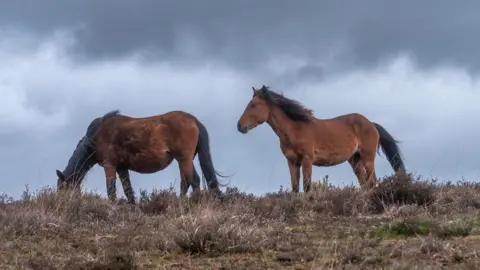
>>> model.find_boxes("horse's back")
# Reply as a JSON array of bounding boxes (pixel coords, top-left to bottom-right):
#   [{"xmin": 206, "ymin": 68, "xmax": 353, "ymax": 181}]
[
  {"xmin": 311, "ymin": 112, "xmax": 378, "ymax": 148},
  {"xmin": 157, "ymin": 110, "xmax": 199, "ymax": 127},
  {"xmin": 99, "ymin": 110, "xmax": 198, "ymax": 130},
  {"xmin": 97, "ymin": 110, "xmax": 200, "ymax": 148},
  {"xmin": 327, "ymin": 112, "xmax": 370, "ymax": 123},
  {"xmin": 329, "ymin": 113, "xmax": 380, "ymax": 149},
  {"xmin": 323, "ymin": 113, "xmax": 376, "ymax": 132}
]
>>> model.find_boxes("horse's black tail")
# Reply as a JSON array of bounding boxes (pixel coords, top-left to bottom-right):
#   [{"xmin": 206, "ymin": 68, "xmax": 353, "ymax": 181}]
[
  {"xmin": 194, "ymin": 119, "xmax": 230, "ymax": 192},
  {"xmin": 372, "ymin": 122, "xmax": 406, "ymax": 173}
]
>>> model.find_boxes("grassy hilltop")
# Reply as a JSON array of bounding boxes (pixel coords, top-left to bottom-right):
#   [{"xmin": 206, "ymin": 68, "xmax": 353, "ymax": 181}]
[{"xmin": 0, "ymin": 173, "xmax": 480, "ymax": 269}]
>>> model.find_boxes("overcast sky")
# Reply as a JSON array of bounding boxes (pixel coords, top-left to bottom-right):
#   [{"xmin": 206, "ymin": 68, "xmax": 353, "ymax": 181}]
[{"xmin": 1, "ymin": 1, "xmax": 480, "ymax": 198}]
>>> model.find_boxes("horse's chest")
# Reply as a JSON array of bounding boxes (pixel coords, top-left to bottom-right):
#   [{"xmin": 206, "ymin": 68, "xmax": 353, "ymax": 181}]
[{"xmin": 280, "ymin": 144, "xmax": 300, "ymax": 163}]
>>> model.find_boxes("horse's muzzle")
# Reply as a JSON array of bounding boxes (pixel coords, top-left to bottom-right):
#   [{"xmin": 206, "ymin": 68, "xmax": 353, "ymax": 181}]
[{"xmin": 237, "ymin": 122, "xmax": 248, "ymax": 134}]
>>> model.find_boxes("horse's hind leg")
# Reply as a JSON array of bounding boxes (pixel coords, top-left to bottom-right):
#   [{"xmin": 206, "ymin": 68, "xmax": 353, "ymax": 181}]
[
  {"xmin": 361, "ymin": 155, "xmax": 377, "ymax": 189},
  {"xmin": 118, "ymin": 169, "xmax": 135, "ymax": 204},
  {"xmin": 181, "ymin": 165, "xmax": 202, "ymax": 195},
  {"xmin": 348, "ymin": 153, "xmax": 368, "ymax": 189},
  {"xmin": 178, "ymin": 158, "xmax": 201, "ymax": 196},
  {"xmin": 192, "ymin": 165, "xmax": 201, "ymax": 190},
  {"xmin": 358, "ymin": 148, "xmax": 378, "ymax": 189},
  {"xmin": 180, "ymin": 175, "xmax": 188, "ymax": 197}
]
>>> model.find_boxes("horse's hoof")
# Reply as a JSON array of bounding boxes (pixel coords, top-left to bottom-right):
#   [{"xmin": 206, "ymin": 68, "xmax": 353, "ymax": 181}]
[{"xmin": 213, "ymin": 190, "xmax": 225, "ymax": 201}]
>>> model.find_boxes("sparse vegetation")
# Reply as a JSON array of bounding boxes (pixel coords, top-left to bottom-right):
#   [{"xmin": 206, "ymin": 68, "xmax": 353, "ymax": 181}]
[{"xmin": 1, "ymin": 173, "xmax": 480, "ymax": 269}]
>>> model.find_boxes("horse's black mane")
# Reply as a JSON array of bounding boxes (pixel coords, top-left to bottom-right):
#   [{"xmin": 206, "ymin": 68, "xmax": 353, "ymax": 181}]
[
  {"xmin": 256, "ymin": 86, "xmax": 314, "ymax": 122},
  {"xmin": 59, "ymin": 110, "xmax": 121, "ymax": 184},
  {"xmin": 84, "ymin": 110, "xmax": 121, "ymax": 145}
]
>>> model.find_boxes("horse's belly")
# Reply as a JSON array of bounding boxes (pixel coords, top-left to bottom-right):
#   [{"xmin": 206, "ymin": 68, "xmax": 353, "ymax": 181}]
[
  {"xmin": 313, "ymin": 139, "xmax": 359, "ymax": 167},
  {"xmin": 314, "ymin": 158, "xmax": 346, "ymax": 167},
  {"xmin": 313, "ymin": 150, "xmax": 351, "ymax": 167},
  {"xmin": 128, "ymin": 153, "xmax": 173, "ymax": 174}
]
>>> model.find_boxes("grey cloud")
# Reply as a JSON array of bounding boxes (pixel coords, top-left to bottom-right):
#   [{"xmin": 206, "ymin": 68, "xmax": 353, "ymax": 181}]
[
  {"xmin": 345, "ymin": 1, "xmax": 480, "ymax": 71},
  {"xmin": 2, "ymin": 1, "xmax": 480, "ymax": 73},
  {"xmin": 293, "ymin": 65, "xmax": 325, "ymax": 83},
  {"xmin": 2, "ymin": 1, "xmax": 480, "ymax": 200}
]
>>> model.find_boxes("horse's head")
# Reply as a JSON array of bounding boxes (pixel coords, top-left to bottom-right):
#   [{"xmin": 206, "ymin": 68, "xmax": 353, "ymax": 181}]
[
  {"xmin": 56, "ymin": 169, "xmax": 81, "ymax": 191},
  {"xmin": 56, "ymin": 137, "xmax": 97, "ymax": 192},
  {"xmin": 237, "ymin": 85, "xmax": 271, "ymax": 134}
]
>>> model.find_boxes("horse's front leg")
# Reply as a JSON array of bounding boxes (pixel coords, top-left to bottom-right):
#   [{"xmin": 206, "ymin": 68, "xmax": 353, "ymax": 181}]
[
  {"xmin": 103, "ymin": 164, "xmax": 118, "ymax": 202},
  {"xmin": 287, "ymin": 159, "xmax": 300, "ymax": 193},
  {"xmin": 301, "ymin": 158, "xmax": 313, "ymax": 193}
]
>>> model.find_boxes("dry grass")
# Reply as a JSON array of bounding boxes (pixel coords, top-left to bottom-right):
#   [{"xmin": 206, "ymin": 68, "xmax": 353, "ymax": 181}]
[{"xmin": 1, "ymin": 172, "xmax": 480, "ymax": 269}]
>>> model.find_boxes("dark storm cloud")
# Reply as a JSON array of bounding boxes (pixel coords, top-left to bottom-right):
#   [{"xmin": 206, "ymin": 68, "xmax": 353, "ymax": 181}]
[{"xmin": 2, "ymin": 0, "xmax": 480, "ymax": 72}]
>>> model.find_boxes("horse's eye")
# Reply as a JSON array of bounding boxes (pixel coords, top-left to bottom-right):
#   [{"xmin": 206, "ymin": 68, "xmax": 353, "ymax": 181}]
[{"xmin": 250, "ymin": 103, "xmax": 256, "ymax": 108}]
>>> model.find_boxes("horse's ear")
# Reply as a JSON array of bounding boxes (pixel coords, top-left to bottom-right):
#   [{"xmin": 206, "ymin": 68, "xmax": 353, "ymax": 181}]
[
  {"xmin": 56, "ymin": 170, "xmax": 65, "ymax": 181},
  {"xmin": 251, "ymin": 86, "xmax": 258, "ymax": 96}
]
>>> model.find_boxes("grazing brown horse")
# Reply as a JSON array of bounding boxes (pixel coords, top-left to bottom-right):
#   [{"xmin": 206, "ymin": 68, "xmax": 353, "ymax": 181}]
[
  {"xmin": 56, "ymin": 110, "xmax": 225, "ymax": 203},
  {"xmin": 237, "ymin": 85, "xmax": 406, "ymax": 192}
]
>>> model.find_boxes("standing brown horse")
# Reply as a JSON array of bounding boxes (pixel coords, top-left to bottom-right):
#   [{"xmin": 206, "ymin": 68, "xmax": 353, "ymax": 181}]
[
  {"xmin": 237, "ymin": 85, "xmax": 406, "ymax": 192},
  {"xmin": 56, "ymin": 110, "xmax": 225, "ymax": 203}
]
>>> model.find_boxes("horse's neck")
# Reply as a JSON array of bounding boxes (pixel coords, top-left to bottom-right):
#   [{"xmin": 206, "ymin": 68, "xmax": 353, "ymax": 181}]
[
  {"xmin": 266, "ymin": 107, "xmax": 297, "ymax": 144},
  {"xmin": 63, "ymin": 144, "xmax": 97, "ymax": 180}
]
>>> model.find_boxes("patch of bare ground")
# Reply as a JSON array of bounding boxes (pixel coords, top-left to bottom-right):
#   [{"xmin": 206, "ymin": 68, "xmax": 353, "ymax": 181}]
[{"xmin": 1, "ymin": 173, "xmax": 479, "ymax": 269}]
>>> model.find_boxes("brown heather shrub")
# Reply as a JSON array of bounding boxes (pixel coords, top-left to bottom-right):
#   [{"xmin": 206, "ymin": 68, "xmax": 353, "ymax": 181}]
[
  {"xmin": 138, "ymin": 186, "xmax": 178, "ymax": 215},
  {"xmin": 368, "ymin": 172, "xmax": 436, "ymax": 213},
  {"xmin": 310, "ymin": 185, "xmax": 368, "ymax": 216},
  {"xmin": 172, "ymin": 208, "xmax": 279, "ymax": 255},
  {"xmin": 0, "ymin": 175, "xmax": 479, "ymax": 269}
]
